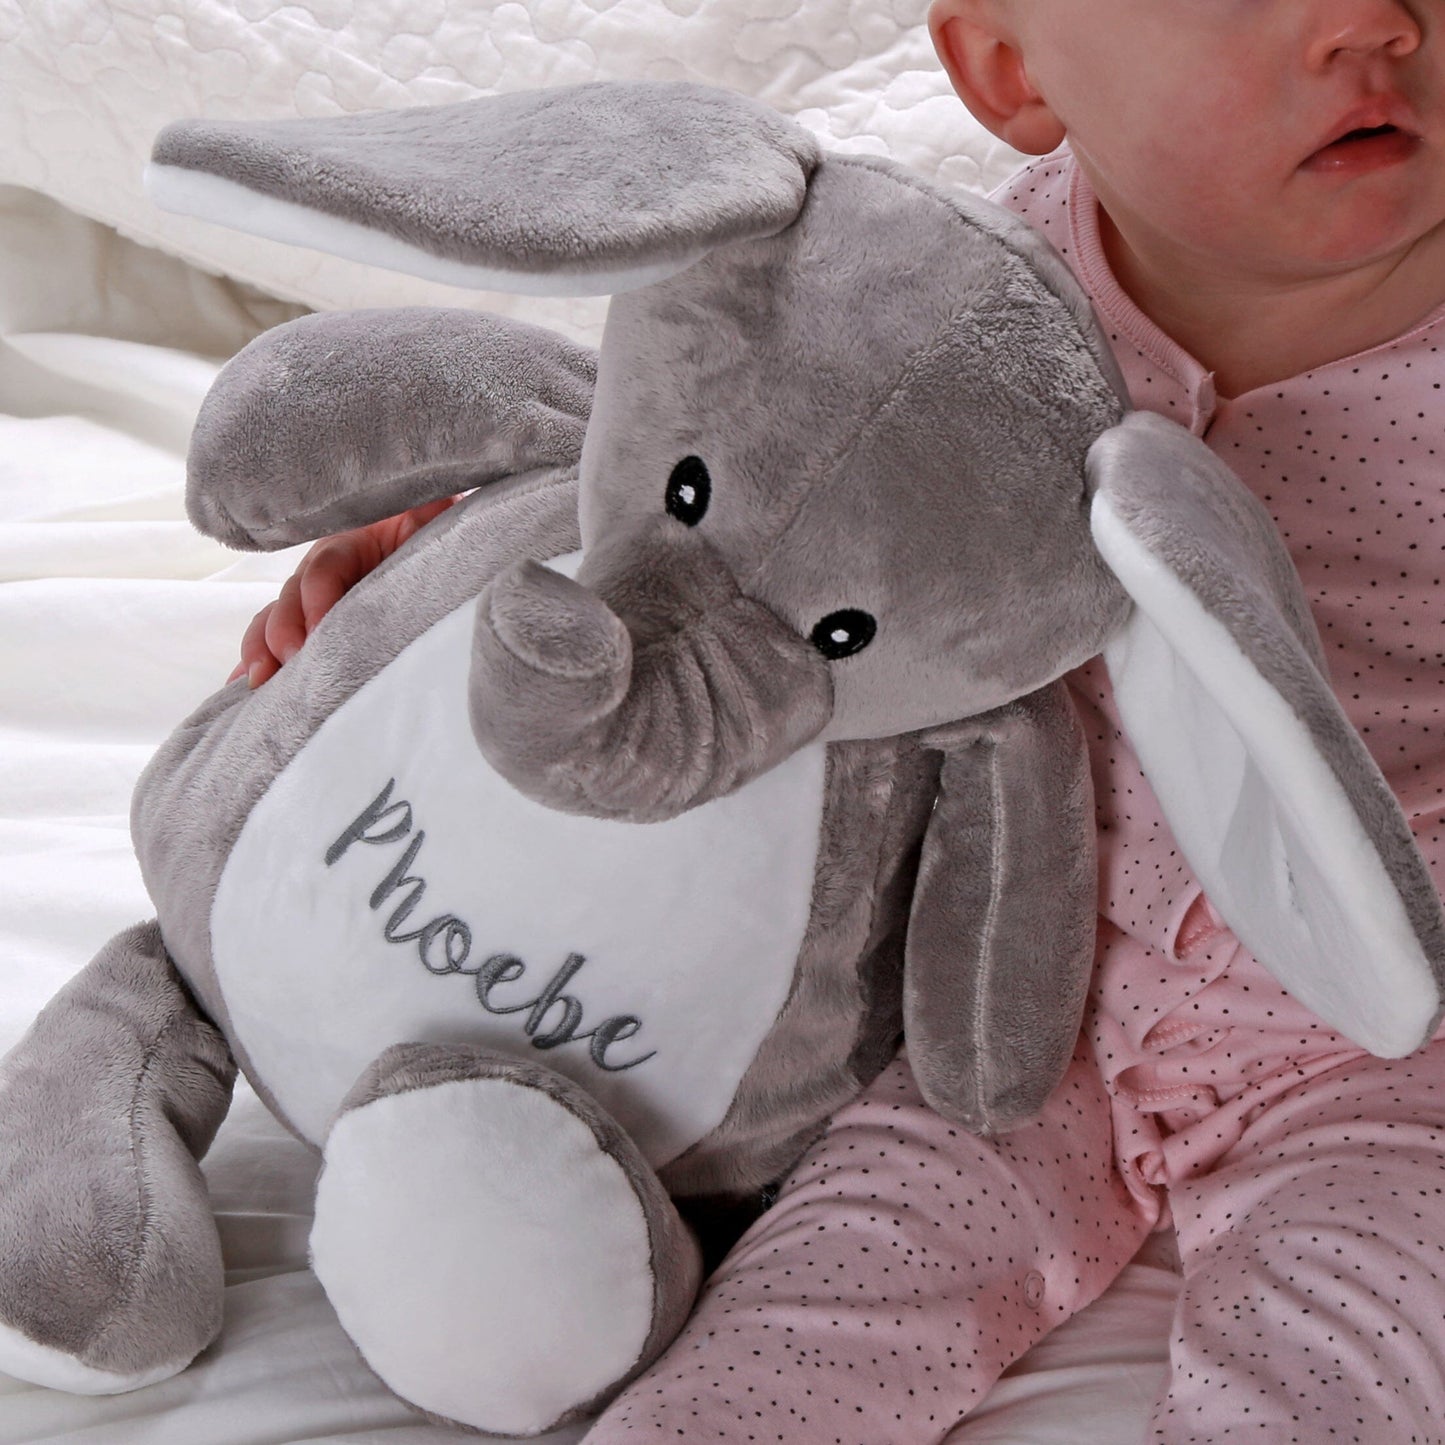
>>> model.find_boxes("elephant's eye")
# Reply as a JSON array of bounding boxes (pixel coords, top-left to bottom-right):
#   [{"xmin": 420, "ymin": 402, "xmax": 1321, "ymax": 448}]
[
  {"xmin": 810, "ymin": 610, "xmax": 876, "ymax": 661},
  {"xmin": 665, "ymin": 456, "xmax": 711, "ymax": 526}
]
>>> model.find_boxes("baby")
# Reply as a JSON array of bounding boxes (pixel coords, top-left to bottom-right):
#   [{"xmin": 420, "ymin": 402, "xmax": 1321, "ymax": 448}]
[{"xmin": 236, "ymin": 2, "xmax": 1445, "ymax": 1440}]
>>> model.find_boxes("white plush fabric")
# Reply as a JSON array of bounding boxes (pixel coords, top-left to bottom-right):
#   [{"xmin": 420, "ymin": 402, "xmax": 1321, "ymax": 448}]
[
  {"xmin": 314, "ymin": 1078, "xmax": 655, "ymax": 1435},
  {"xmin": 0, "ymin": 5, "xmax": 1181, "ymax": 1432},
  {"xmin": 215, "ymin": 591, "xmax": 826, "ymax": 1160}
]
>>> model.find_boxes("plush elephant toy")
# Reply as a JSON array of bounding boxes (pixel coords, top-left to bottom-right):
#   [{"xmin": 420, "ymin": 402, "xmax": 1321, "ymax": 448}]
[{"xmin": 0, "ymin": 81, "xmax": 1440, "ymax": 1438}]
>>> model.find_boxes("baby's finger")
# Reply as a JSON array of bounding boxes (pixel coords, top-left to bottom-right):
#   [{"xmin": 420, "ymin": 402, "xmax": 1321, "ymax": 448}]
[
  {"xmin": 263, "ymin": 573, "xmax": 309, "ymax": 666},
  {"xmin": 393, "ymin": 494, "xmax": 459, "ymax": 547},
  {"xmin": 235, "ymin": 606, "xmax": 277, "ymax": 679},
  {"xmin": 234, "ymin": 598, "xmax": 281, "ymax": 687},
  {"xmin": 247, "ymin": 652, "xmax": 283, "ymax": 689},
  {"xmin": 297, "ymin": 535, "xmax": 375, "ymax": 631}
]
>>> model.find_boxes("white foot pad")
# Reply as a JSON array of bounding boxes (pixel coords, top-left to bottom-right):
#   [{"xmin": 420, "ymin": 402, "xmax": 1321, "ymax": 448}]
[{"xmin": 311, "ymin": 1076, "xmax": 655, "ymax": 1435}]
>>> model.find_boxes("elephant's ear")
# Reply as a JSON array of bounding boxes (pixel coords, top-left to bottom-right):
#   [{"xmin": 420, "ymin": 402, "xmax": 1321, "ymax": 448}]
[
  {"xmin": 145, "ymin": 83, "xmax": 821, "ymax": 298},
  {"xmin": 1088, "ymin": 410, "xmax": 1445, "ymax": 1057}
]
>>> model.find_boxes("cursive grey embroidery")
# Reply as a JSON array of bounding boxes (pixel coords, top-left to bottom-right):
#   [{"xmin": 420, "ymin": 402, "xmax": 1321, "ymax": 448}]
[{"xmin": 326, "ymin": 780, "xmax": 656, "ymax": 1072}]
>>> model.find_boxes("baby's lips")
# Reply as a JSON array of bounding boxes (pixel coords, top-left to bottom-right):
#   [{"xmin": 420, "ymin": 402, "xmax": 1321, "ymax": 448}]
[
  {"xmin": 1300, "ymin": 125, "xmax": 1420, "ymax": 175},
  {"xmin": 1303, "ymin": 94, "xmax": 1421, "ymax": 162}
]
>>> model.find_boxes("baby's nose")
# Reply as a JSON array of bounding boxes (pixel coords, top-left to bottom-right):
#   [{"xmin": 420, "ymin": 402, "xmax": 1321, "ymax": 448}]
[{"xmin": 1304, "ymin": 0, "xmax": 1422, "ymax": 70}]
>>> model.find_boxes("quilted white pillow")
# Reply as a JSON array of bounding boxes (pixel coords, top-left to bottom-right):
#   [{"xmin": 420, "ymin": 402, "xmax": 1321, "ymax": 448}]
[{"xmin": 0, "ymin": 0, "xmax": 1024, "ymax": 343}]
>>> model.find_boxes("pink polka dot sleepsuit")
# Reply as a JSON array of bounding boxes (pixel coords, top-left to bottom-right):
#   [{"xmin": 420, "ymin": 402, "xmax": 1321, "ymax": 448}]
[{"xmin": 584, "ymin": 151, "xmax": 1445, "ymax": 1445}]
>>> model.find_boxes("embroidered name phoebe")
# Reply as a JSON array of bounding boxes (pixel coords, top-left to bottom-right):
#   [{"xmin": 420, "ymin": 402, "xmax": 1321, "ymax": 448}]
[{"xmin": 325, "ymin": 780, "xmax": 656, "ymax": 1072}]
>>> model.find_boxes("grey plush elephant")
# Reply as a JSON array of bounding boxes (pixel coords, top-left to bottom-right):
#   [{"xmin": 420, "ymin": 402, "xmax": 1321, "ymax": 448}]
[{"xmin": 0, "ymin": 81, "xmax": 1439, "ymax": 1438}]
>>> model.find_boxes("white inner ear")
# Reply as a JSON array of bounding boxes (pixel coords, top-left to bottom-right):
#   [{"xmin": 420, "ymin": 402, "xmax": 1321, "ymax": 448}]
[
  {"xmin": 1093, "ymin": 493, "xmax": 1438, "ymax": 1058},
  {"xmin": 145, "ymin": 164, "xmax": 709, "ymax": 298}
]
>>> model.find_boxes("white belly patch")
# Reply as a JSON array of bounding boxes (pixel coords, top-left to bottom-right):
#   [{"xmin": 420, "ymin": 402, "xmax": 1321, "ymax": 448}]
[{"xmin": 211, "ymin": 562, "xmax": 827, "ymax": 1166}]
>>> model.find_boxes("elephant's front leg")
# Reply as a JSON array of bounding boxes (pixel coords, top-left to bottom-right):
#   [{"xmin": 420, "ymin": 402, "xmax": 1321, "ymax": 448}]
[
  {"xmin": 311, "ymin": 1043, "xmax": 703, "ymax": 1436},
  {"xmin": 0, "ymin": 921, "xmax": 237, "ymax": 1392}
]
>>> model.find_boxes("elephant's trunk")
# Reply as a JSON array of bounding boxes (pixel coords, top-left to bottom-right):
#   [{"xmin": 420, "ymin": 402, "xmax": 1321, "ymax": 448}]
[{"xmin": 470, "ymin": 536, "xmax": 833, "ymax": 822}]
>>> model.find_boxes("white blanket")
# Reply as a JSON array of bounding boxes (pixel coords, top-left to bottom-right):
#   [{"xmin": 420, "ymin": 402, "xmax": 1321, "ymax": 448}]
[
  {"xmin": 0, "ymin": 0, "xmax": 1027, "ymax": 348},
  {"xmin": 0, "ymin": 2, "xmax": 1182, "ymax": 1437}
]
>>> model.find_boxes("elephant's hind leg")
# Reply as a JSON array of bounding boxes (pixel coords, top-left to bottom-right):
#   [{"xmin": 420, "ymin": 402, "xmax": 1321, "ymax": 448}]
[
  {"xmin": 311, "ymin": 1043, "xmax": 703, "ymax": 1437},
  {"xmin": 0, "ymin": 921, "xmax": 237, "ymax": 1393}
]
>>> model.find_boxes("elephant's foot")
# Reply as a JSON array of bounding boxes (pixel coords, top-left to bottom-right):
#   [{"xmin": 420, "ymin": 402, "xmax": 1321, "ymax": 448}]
[
  {"xmin": 311, "ymin": 1043, "xmax": 702, "ymax": 1437},
  {"xmin": 0, "ymin": 922, "xmax": 237, "ymax": 1393}
]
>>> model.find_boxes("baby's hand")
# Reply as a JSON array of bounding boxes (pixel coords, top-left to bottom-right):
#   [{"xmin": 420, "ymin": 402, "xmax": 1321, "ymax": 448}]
[{"xmin": 229, "ymin": 496, "xmax": 459, "ymax": 687}]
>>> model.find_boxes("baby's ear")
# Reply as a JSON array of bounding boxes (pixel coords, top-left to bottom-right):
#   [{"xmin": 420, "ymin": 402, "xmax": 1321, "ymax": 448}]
[
  {"xmin": 927, "ymin": 0, "xmax": 1067, "ymax": 156},
  {"xmin": 1088, "ymin": 411, "xmax": 1445, "ymax": 1058},
  {"xmin": 145, "ymin": 82, "xmax": 821, "ymax": 298}
]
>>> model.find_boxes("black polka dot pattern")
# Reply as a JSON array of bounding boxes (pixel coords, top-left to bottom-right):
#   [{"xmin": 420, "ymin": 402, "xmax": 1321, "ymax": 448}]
[
  {"xmin": 1154, "ymin": 1051, "xmax": 1445, "ymax": 1442},
  {"xmin": 588, "ymin": 1050, "xmax": 1148, "ymax": 1443},
  {"xmin": 584, "ymin": 151, "xmax": 1445, "ymax": 1443}
]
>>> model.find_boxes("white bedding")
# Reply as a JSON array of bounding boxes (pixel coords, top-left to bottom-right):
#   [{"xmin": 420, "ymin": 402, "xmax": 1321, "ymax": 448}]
[
  {"xmin": 0, "ymin": 0, "xmax": 1027, "ymax": 348},
  {"xmin": 1, "ymin": 3, "xmax": 1181, "ymax": 1439}
]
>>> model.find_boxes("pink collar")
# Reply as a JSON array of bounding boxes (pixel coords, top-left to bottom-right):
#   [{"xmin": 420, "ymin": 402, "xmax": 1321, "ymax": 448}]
[{"xmin": 1061, "ymin": 153, "xmax": 1445, "ymax": 417}]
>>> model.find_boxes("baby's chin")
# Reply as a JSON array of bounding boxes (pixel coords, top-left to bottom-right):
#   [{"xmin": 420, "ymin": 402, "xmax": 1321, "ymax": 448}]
[{"xmin": 1278, "ymin": 162, "xmax": 1445, "ymax": 274}]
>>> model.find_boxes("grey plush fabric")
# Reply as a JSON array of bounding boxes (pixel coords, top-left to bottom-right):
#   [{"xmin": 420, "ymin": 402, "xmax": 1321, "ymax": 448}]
[
  {"xmin": 583, "ymin": 154, "xmax": 1131, "ymax": 743},
  {"xmin": 0, "ymin": 922, "xmax": 235, "ymax": 1380},
  {"xmin": 152, "ymin": 83, "xmax": 821, "ymax": 286},
  {"xmin": 187, "ymin": 307, "xmax": 595, "ymax": 549},
  {"xmin": 658, "ymin": 736, "xmax": 940, "ymax": 1205},
  {"xmin": 0, "ymin": 76, "xmax": 1429, "ymax": 1434},
  {"xmin": 903, "ymin": 683, "xmax": 1097, "ymax": 1135},
  {"xmin": 471, "ymin": 529, "xmax": 834, "ymax": 821},
  {"xmin": 1088, "ymin": 413, "xmax": 1328, "ymax": 668},
  {"xmin": 148, "ymin": 70, "xmax": 1442, "ymax": 1274}
]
